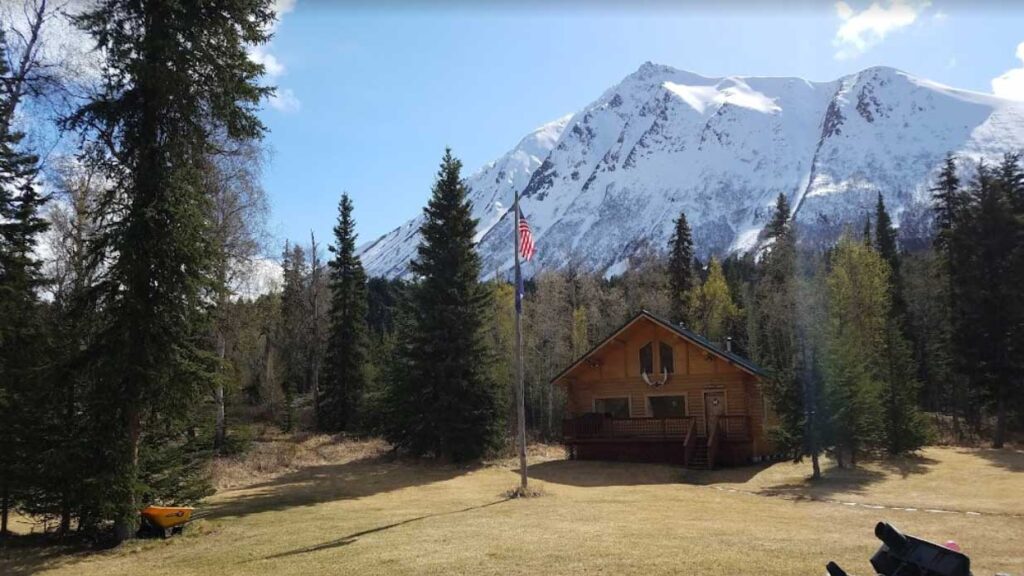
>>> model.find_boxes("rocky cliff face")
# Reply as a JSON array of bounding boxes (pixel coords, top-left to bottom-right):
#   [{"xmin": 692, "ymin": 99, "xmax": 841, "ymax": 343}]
[{"xmin": 359, "ymin": 63, "xmax": 1024, "ymax": 279}]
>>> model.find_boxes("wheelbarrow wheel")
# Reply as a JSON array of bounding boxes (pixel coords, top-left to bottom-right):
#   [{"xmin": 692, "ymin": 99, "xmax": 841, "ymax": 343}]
[{"xmin": 162, "ymin": 527, "xmax": 173, "ymax": 539}]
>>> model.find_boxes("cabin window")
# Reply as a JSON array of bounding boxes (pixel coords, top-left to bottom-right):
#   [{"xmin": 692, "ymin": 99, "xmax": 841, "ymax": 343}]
[
  {"xmin": 649, "ymin": 395, "xmax": 686, "ymax": 418},
  {"xmin": 659, "ymin": 341, "xmax": 674, "ymax": 374},
  {"xmin": 639, "ymin": 342, "xmax": 653, "ymax": 374},
  {"xmin": 594, "ymin": 397, "xmax": 630, "ymax": 418}
]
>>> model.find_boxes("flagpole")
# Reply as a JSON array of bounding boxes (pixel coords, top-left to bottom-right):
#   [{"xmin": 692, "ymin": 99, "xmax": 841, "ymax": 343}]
[{"xmin": 513, "ymin": 192, "xmax": 528, "ymax": 492}]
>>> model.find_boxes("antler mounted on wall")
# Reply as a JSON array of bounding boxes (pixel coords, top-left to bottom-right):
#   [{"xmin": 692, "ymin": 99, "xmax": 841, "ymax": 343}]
[{"xmin": 642, "ymin": 367, "xmax": 670, "ymax": 388}]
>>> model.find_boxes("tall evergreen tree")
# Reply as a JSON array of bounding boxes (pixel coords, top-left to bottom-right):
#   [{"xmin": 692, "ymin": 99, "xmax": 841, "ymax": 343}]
[
  {"xmin": 0, "ymin": 28, "xmax": 48, "ymax": 538},
  {"xmin": 23, "ymin": 160, "xmax": 105, "ymax": 535},
  {"xmin": 879, "ymin": 308, "xmax": 929, "ymax": 454},
  {"xmin": 387, "ymin": 149, "xmax": 503, "ymax": 461},
  {"xmin": 667, "ymin": 210, "xmax": 695, "ymax": 325},
  {"xmin": 67, "ymin": 0, "xmax": 273, "ymax": 540},
  {"xmin": 960, "ymin": 162, "xmax": 1018, "ymax": 447},
  {"xmin": 930, "ymin": 155, "xmax": 967, "ymax": 438},
  {"xmin": 765, "ymin": 193, "xmax": 791, "ymax": 240},
  {"xmin": 1002, "ymin": 154, "xmax": 1024, "ymax": 435},
  {"xmin": 322, "ymin": 193, "xmax": 370, "ymax": 431},
  {"xmin": 754, "ymin": 193, "xmax": 821, "ymax": 477},
  {"xmin": 874, "ymin": 194, "xmax": 906, "ymax": 319},
  {"xmin": 872, "ymin": 194, "xmax": 927, "ymax": 453},
  {"xmin": 279, "ymin": 241, "xmax": 308, "ymax": 431},
  {"xmin": 932, "ymin": 155, "xmax": 965, "ymax": 254}
]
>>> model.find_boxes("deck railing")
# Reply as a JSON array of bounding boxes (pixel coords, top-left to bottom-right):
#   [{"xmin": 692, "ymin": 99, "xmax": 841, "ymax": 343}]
[
  {"xmin": 562, "ymin": 416, "xmax": 693, "ymax": 440},
  {"xmin": 563, "ymin": 414, "xmax": 750, "ymax": 443}
]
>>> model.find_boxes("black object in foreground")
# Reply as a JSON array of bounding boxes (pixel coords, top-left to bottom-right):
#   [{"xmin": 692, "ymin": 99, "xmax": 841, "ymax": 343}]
[{"xmin": 827, "ymin": 522, "xmax": 972, "ymax": 576}]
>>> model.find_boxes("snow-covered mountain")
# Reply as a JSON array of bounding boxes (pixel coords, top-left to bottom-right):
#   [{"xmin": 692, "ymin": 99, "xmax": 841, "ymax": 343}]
[{"xmin": 358, "ymin": 62, "xmax": 1024, "ymax": 279}]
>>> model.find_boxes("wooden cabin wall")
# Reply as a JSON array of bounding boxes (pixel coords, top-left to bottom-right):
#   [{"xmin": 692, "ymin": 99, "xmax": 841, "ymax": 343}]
[{"xmin": 560, "ymin": 319, "xmax": 775, "ymax": 457}]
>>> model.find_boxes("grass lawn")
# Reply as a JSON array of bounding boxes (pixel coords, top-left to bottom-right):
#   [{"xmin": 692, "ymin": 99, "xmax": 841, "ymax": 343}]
[{"xmin": 2, "ymin": 441, "xmax": 1022, "ymax": 576}]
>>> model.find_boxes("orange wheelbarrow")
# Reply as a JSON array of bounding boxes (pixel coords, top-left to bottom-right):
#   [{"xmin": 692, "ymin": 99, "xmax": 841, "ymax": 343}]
[{"xmin": 139, "ymin": 505, "xmax": 195, "ymax": 538}]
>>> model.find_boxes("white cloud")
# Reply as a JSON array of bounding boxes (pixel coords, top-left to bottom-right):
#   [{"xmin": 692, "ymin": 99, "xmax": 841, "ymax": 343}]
[
  {"xmin": 250, "ymin": 0, "xmax": 300, "ymax": 112},
  {"xmin": 992, "ymin": 42, "xmax": 1024, "ymax": 101},
  {"xmin": 268, "ymin": 88, "xmax": 301, "ymax": 113},
  {"xmin": 833, "ymin": 1, "xmax": 932, "ymax": 60},
  {"xmin": 249, "ymin": 47, "xmax": 285, "ymax": 78},
  {"xmin": 272, "ymin": 0, "xmax": 297, "ymax": 20}
]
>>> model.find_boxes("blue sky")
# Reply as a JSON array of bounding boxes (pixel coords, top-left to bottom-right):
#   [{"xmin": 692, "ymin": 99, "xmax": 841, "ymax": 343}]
[{"xmin": 257, "ymin": 1, "xmax": 1024, "ymax": 253}]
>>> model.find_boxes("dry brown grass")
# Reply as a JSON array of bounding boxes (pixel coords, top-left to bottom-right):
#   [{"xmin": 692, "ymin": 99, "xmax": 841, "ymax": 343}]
[
  {"xmin": 2, "ymin": 511, "xmax": 40, "ymax": 536},
  {"xmin": 209, "ymin": 427, "xmax": 390, "ymax": 491},
  {"xmin": 2, "ymin": 441, "xmax": 1022, "ymax": 576},
  {"xmin": 701, "ymin": 445, "xmax": 1024, "ymax": 516}
]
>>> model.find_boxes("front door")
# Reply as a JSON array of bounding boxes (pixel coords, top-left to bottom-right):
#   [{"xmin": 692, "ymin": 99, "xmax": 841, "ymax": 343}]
[{"xmin": 703, "ymin": 390, "xmax": 726, "ymax": 436}]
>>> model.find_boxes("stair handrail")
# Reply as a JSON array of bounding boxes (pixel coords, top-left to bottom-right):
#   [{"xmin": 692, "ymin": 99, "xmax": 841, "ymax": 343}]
[
  {"xmin": 707, "ymin": 415, "xmax": 722, "ymax": 470},
  {"xmin": 683, "ymin": 417, "xmax": 697, "ymax": 466}
]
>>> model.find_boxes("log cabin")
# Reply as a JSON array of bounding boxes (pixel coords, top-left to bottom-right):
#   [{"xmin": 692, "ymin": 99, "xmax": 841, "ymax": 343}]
[{"xmin": 552, "ymin": 310, "xmax": 776, "ymax": 469}]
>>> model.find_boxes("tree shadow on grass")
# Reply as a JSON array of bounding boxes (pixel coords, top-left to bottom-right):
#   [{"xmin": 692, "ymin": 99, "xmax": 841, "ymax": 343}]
[
  {"xmin": 756, "ymin": 467, "xmax": 890, "ymax": 501},
  {"xmin": 970, "ymin": 447, "xmax": 1024, "ymax": 472},
  {"xmin": 0, "ymin": 535, "xmax": 89, "ymax": 576},
  {"xmin": 872, "ymin": 453, "xmax": 940, "ymax": 478},
  {"xmin": 202, "ymin": 454, "xmax": 477, "ymax": 521},
  {"xmin": 258, "ymin": 498, "xmax": 510, "ymax": 561},
  {"xmin": 754, "ymin": 453, "xmax": 940, "ymax": 502},
  {"xmin": 527, "ymin": 459, "xmax": 689, "ymax": 487},
  {"xmin": 676, "ymin": 452, "xmax": 941, "ymax": 505}
]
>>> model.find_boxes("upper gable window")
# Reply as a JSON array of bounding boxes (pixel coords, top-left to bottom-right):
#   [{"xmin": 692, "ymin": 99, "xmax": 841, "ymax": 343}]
[
  {"xmin": 639, "ymin": 342, "xmax": 653, "ymax": 374},
  {"xmin": 659, "ymin": 341, "xmax": 674, "ymax": 374}
]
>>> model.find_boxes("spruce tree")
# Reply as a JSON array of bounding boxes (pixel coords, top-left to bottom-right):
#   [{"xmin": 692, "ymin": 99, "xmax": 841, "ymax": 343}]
[
  {"xmin": 873, "ymin": 194, "xmax": 927, "ymax": 453},
  {"xmin": 67, "ymin": 0, "xmax": 273, "ymax": 540},
  {"xmin": 932, "ymin": 156, "xmax": 965, "ymax": 254},
  {"xmin": 387, "ymin": 149, "xmax": 502, "ymax": 461},
  {"xmin": 874, "ymin": 194, "xmax": 906, "ymax": 319},
  {"xmin": 930, "ymin": 155, "xmax": 967, "ymax": 438},
  {"xmin": 960, "ymin": 162, "xmax": 1017, "ymax": 447},
  {"xmin": 765, "ymin": 193, "xmax": 791, "ymax": 240},
  {"xmin": 754, "ymin": 193, "xmax": 822, "ymax": 477},
  {"xmin": 667, "ymin": 210, "xmax": 695, "ymax": 325},
  {"xmin": 0, "ymin": 28, "xmax": 48, "ymax": 538},
  {"xmin": 322, "ymin": 193, "xmax": 370, "ymax": 431},
  {"xmin": 1001, "ymin": 154, "xmax": 1024, "ymax": 436},
  {"xmin": 879, "ymin": 310, "xmax": 929, "ymax": 454},
  {"xmin": 279, "ymin": 241, "xmax": 308, "ymax": 431}
]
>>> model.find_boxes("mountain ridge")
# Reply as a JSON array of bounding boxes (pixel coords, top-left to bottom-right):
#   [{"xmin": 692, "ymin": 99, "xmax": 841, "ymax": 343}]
[{"xmin": 358, "ymin": 62, "xmax": 1024, "ymax": 279}]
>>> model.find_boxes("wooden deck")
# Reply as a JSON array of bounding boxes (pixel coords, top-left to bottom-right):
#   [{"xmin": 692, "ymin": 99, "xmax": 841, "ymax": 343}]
[{"xmin": 562, "ymin": 415, "xmax": 753, "ymax": 468}]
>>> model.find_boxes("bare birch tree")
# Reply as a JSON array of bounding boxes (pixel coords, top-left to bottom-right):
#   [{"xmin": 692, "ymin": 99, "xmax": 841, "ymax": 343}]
[{"xmin": 205, "ymin": 140, "xmax": 269, "ymax": 450}]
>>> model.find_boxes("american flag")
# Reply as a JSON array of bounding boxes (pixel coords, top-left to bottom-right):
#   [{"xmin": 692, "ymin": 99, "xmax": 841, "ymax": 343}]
[{"xmin": 518, "ymin": 213, "xmax": 536, "ymax": 262}]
